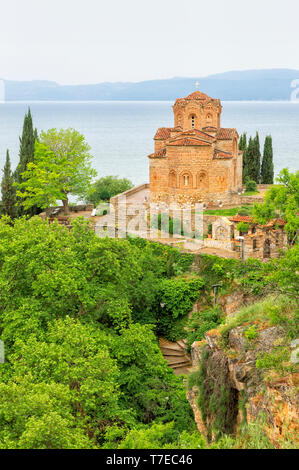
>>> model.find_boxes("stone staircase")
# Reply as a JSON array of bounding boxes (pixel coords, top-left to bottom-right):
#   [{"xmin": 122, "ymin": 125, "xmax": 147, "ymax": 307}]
[{"xmin": 159, "ymin": 337, "xmax": 192, "ymax": 375}]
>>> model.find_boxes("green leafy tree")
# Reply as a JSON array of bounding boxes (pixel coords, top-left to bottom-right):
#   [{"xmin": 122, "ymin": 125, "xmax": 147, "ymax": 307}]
[
  {"xmin": 261, "ymin": 136, "xmax": 274, "ymax": 184},
  {"xmin": 86, "ymin": 175, "xmax": 133, "ymax": 205},
  {"xmin": 237, "ymin": 221, "xmax": 250, "ymax": 234},
  {"xmin": 1, "ymin": 150, "xmax": 16, "ymax": 218},
  {"xmin": 253, "ymin": 168, "xmax": 299, "ymax": 240},
  {"xmin": 15, "ymin": 129, "xmax": 97, "ymax": 214}
]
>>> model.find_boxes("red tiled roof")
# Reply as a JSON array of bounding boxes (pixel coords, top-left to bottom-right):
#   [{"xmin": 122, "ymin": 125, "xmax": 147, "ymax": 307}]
[
  {"xmin": 184, "ymin": 91, "xmax": 211, "ymax": 101},
  {"xmin": 213, "ymin": 149, "xmax": 233, "ymax": 159},
  {"xmin": 265, "ymin": 218, "xmax": 285, "ymax": 227},
  {"xmin": 216, "ymin": 128, "xmax": 237, "ymax": 140},
  {"xmin": 148, "ymin": 147, "xmax": 166, "ymax": 158},
  {"xmin": 229, "ymin": 215, "xmax": 253, "ymax": 223},
  {"xmin": 168, "ymin": 137, "xmax": 211, "ymax": 147},
  {"xmin": 174, "ymin": 90, "xmax": 215, "ymax": 106},
  {"xmin": 229, "ymin": 216, "xmax": 285, "ymax": 227},
  {"xmin": 154, "ymin": 126, "xmax": 182, "ymax": 140},
  {"xmin": 154, "ymin": 127, "xmax": 172, "ymax": 140}
]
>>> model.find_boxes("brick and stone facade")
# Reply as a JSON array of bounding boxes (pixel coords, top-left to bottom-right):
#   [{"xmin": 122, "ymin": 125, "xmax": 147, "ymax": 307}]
[{"xmin": 149, "ymin": 90, "xmax": 243, "ymax": 206}]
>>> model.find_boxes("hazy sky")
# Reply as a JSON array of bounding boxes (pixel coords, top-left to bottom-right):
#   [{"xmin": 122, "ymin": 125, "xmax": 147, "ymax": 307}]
[{"xmin": 1, "ymin": 0, "xmax": 298, "ymax": 84}]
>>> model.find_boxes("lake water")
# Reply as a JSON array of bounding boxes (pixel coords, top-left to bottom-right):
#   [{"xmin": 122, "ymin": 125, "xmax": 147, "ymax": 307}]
[{"xmin": 0, "ymin": 101, "xmax": 298, "ymax": 186}]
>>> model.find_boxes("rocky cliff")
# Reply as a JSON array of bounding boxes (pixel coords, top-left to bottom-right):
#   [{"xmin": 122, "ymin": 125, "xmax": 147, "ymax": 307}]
[{"xmin": 187, "ymin": 296, "xmax": 299, "ymax": 448}]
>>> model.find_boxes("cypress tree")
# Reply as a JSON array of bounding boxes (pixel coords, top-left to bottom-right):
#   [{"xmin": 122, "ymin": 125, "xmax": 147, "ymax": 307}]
[
  {"xmin": 14, "ymin": 108, "xmax": 40, "ymax": 216},
  {"xmin": 14, "ymin": 108, "xmax": 37, "ymax": 183},
  {"xmin": 245, "ymin": 137, "xmax": 256, "ymax": 182},
  {"xmin": 253, "ymin": 132, "xmax": 261, "ymax": 183},
  {"xmin": 239, "ymin": 133, "xmax": 248, "ymax": 184},
  {"xmin": 261, "ymin": 135, "xmax": 274, "ymax": 184},
  {"xmin": 1, "ymin": 150, "xmax": 16, "ymax": 218}
]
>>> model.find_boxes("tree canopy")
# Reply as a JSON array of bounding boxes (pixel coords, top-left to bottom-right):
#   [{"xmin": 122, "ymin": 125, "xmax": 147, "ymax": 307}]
[
  {"xmin": 253, "ymin": 168, "xmax": 299, "ymax": 238},
  {"xmin": 15, "ymin": 129, "xmax": 97, "ymax": 214},
  {"xmin": 85, "ymin": 175, "xmax": 134, "ymax": 205}
]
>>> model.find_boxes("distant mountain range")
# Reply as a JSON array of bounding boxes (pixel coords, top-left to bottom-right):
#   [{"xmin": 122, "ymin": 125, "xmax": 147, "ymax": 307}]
[{"xmin": 1, "ymin": 69, "xmax": 299, "ymax": 101}]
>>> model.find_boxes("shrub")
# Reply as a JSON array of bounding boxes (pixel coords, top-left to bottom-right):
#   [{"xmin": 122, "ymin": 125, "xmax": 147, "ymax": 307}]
[
  {"xmin": 246, "ymin": 180, "xmax": 257, "ymax": 192},
  {"xmin": 236, "ymin": 221, "xmax": 250, "ymax": 234}
]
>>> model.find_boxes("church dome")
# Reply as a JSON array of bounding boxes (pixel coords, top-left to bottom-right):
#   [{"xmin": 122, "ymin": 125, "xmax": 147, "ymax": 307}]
[{"xmin": 184, "ymin": 90, "xmax": 211, "ymax": 101}]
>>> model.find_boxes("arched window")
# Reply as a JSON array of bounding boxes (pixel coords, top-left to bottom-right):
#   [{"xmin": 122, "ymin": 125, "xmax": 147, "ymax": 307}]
[
  {"xmin": 183, "ymin": 174, "xmax": 190, "ymax": 186},
  {"xmin": 180, "ymin": 172, "xmax": 192, "ymax": 188},
  {"xmin": 206, "ymin": 113, "xmax": 212, "ymax": 125},
  {"xmin": 169, "ymin": 170, "xmax": 177, "ymax": 188},
  {"xmin": 191, "ymin": 115, "xmax": 196, "ymax": 128},
  {"xmin": 253, "ymin": 239, "xmax": 257, "ymax": 250},
  {"xmin": 197, "ymin": 171, "xmax": 208, "ymax": 192}
]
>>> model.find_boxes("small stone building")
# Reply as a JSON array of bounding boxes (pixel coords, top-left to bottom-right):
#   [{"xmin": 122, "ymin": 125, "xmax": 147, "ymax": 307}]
[
  {"xmin": 229, "ymin": 216, "xmax": 288, "ymax": 260},
  {"xmin": 148, "ymin": 90, "xmax": 243, "ymax": 207}
]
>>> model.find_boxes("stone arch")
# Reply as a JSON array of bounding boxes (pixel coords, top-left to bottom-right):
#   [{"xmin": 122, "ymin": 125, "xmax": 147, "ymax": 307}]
[
  {"xmin": 196, "ymin": 171, "xmax": 209, "ymax": 192},
  {"xmin": 168, "ymin": 170, "xmax": 177, "ymax": 188},
  {"xmin": 177, "ymin": 113, "xmax": 183, "ymax": 127},
  {"xmin": 179, "ymin": 170, "xmax": 193, "ymax": 188}
]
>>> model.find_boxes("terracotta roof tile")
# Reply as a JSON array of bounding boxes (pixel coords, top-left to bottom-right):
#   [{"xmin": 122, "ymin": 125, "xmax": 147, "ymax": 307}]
[
  {"xmin": 184, "ymin": 91, "xmax": 211, "ymax": 101},
  {"xmin": 154, "ymin": 126, "xmax": 182, "ymax": 140},
  {"xmin": 265, "ymin": 218, "xmax": 285, "ymax": 227},
  {"xmin": 213, "ymin": 149, "xmax": 233, "ymax": 159},
  {"xmin": 154, "ymin": 127, "xmax": 172, "ymax": 140},
  {"xmin": 216, "ymin": 128, "xmax": 236, "ymax": 140},
  {"xmin": 229, "ymin": 216, "xmax": 285, "ymax": 227},
  {"xmin": 148, "ymin": 147, "xmax": 166, "ymax": 158},
  {"xmin": 229, "ymin": 215, "xmax": 253, "ymax": 223}
]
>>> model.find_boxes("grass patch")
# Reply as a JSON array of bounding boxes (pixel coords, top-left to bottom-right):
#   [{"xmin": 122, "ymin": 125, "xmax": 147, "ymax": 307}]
[
  {"xmin": 242, "ymin": 191, "xmax": 260, "ymax": 196},
  {"xmin": 220, "ymin": 296, "xmax": 298, "ymax": 348},
  {"xmin": 203, "ymin": 204, "xmax": 253, "ymax": 217}
]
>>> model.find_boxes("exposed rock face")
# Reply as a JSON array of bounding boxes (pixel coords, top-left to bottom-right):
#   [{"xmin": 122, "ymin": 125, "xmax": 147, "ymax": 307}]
[{"xmin": 188, "ymin": 324, "xmax": 299, "ymax": 446}]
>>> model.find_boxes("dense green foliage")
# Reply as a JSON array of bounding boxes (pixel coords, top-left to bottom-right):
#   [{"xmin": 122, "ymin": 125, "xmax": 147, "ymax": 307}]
[
  {"xmin": 240, "ymin": 132, "xmax": 274, "ymax": 184},
  {"xmin": 15, "ymin": 129, "xmax": 97, "ymax": 214},
  {"xmin": 245, "ymin": 179, "xmax": 257, "ymax": 193},
  {"xmin": 85, "ymin": 175, "xmax": 134, "ymax": 205},
  {"xmin": 253, "ymin": 169, "xmax": 299, "ymax": 239},
  {"xmin": 0, "ymin": 217, "xmax": 204, "ymax": 449}
]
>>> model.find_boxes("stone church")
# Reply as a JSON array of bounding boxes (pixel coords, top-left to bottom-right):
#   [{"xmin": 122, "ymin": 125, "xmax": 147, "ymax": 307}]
[{"xmin": 148, "ymin": 90, "xmax": 243, "ymax": 206}]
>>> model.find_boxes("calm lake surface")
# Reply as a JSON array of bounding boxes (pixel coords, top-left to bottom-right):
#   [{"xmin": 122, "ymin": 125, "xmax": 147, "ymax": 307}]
[{"xmin": 0, "ymin": 101, "xmax": 298, "ymax": 185}]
